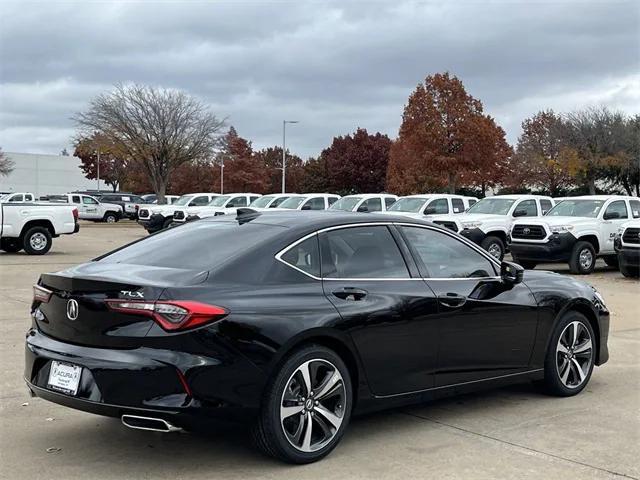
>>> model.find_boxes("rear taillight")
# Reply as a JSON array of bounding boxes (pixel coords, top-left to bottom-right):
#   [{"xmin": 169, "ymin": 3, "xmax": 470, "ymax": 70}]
[
  {"xmin": 106, "ymin": 300, "xmax": 227, "ymax": 331},
  {"xmin": 33, "ymin": 284, "xmax": 52, "ymax": 303},
  {"xmin": 72, "ymin": 208, "xmax": 79, "ymax": 220}
]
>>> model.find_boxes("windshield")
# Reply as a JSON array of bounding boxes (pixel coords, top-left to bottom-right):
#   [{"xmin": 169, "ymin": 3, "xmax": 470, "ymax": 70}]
[
  {"xmin": 0, "ymin": 194, "xmax": 9, "ymax": 201},
  {"xmin": 250, "ymin": 195, "xmax": 277, "ymax": 208},
  {"xmin": 279, "ymin": 196, "xmax": 307, "ymax": 209},
  {"xmin": 388, "ymin": 197, "xmax": 428, "ymax": 213},
  {"xmin": 466, "ymin": 198, "xmax": 515, "ymax": 215},
  {"xmin": 173, "ymin": 195, "xmax": 194, "ymax": 206},
  {"xmin": 208, "ymin": 195, "xmax": 230, "ymax": 207},
  {"xmin": 330, "ymin": 197, "xmax": 362, "ymax": 211},
  {"xmin": 546, "ymin": 199, "xmax": 604, "ymax": 218}
]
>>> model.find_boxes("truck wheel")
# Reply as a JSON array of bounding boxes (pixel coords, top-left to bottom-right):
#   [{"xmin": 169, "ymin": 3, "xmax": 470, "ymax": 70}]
[
  {"xmin": 569, "ymin": 241, "xmax": 596, "ymax": 274},
  {"xmin": 104, "ymin": 212, "xmax": 118, "ymax": 223},
  {"xmin": 512, "ymin": 256, "xmax": 537, "ymax": 269},
  {"xmin": 481, "ymin": 236, "xmax": 505, "ymax": 260},
  {"xmin": 602, "ymin": 255, "xmax": 618, "ymax": 268},
  {"xmin": 619, "ymin": 258, "xmax": 640, "ymax": 278},
  {"xmin": 162, "ymin": 218, "xmax": 174, "ymax": 230},
  {"xmin": 1, "ymin": 238, "xmax": 22, "ymax": 253},
  {"xmin": 22, "ymin": 227, "xmax": 52, "ymax": 255}
]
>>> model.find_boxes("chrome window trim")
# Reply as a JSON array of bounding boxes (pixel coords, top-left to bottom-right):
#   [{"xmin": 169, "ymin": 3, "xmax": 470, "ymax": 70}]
[{"xmin": 275, "ymin": 222, "xmax": 502, "ymax": 281}]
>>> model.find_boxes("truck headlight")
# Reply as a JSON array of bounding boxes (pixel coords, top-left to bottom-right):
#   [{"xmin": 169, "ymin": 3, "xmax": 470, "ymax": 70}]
[
  {"xmin": 550, "ymin": 225, "xmax": 574, "ymax": 234},
  {"xmin": 462, "ymin": 221, "xmax": 481, "ymax": 229}
]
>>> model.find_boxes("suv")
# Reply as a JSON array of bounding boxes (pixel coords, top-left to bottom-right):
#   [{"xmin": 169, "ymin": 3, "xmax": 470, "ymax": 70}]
[
  {"xmin": 174, "ymin": 193, "xmax": 262, "ymax": 223},
  {"xmin": 329, "ymin": 194, "xmax": 398, "ymax": 212},
  {"xmin": 378, "ymin": 194, "xmax": 476, "ymax": 221},
  {"xmin": 615, "ymin": 219, "xmax": 640, "ymax": 278},
  {"xmin": 138, "ymin": 193, "xmax": 219, "ymax": 233},
  {"xmin": 510, "ymin": 195, "xmax": 640, "ymax": 274},
  {"xmin": 433, "ymin": 195, "xmax": 555, "ymax": 260},
  {"xmin": 98, "ymin": 193, "xmax": 147, "ymax": 219}
]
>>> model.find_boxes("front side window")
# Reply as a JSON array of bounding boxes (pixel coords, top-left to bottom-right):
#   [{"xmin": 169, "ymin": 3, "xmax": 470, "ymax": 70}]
[
  {"xmin": 451, "ymin": 198, "xmax": 464, "ymax": 213},
  {"xmin": 303, "ymin": 197, "xmax": 326, "ymax": 210},
  {"xmin": 466, "ymin": 198, "xmax": 515, "ymax": 215},
  {"xmin": 514, "ymin": 199, "xmax": 538, "ymax": 217},
  {"xmin": 228, "ymin": 196, "xmax": 248, "ymax": 207},
  {"xmin": 425, "ymin": 198, "xmax": 448, "ymax": 214},
  {"xmin": 320, "ymin": 226, "xmax": 409, "ymax": 278},
  {"xmin": 388, "ymin": 197, "xmax": 429, "ymax": 213},
  {"xmin": 190, "ymin": 196, "xmax": 210, "ymax": 206},
  {"xmin": 280, "ymin": 236, "xmax": 320, "ymax": 277},
  {"xmin": 82, "ymin": 196, "xmax": 98, "ymax": 205},
  {"xmin": 328, "ymin": 197, "xmax": 339, "ymax": 206},
  {"xmin": 603, "ymin": 200, "xmax": 628, "ymax": 220},
  {"xmin": 401, "ymin": 226, "xmax": 496, "ymax": 278},
  {"xmin": 384, "ymin": 197, "xmax": 396, "ymax": 209},
  {"xmin": 629, "ymin": 200, "xmax": 640, "ymax": 219},
  {"xmin": 360, "ymin": 198, "xmax": 382, "ymax": 212},
  {"xmin": 546, "ymin": 200, "xmax": 604, "ymax": 218}
]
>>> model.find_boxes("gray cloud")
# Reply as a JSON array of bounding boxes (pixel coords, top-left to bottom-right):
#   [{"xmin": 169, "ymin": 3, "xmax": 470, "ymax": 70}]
[{"xmin": 1, "ymin": 0, "xmax": 638, "ymax": 158}]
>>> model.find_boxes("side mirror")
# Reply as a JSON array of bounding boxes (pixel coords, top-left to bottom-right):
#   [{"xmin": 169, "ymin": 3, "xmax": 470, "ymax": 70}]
[
  {"xmin": 424, "ymin": 206, "xmax": 437, "ymax": 215},
  {"xmin": 603, "ymin": 211, "xmax": 620, "ymax": 220},
  {"xmin": 301, "ymin": 204, "xmax": 312, "ymax": 210},
  {"xmin": 227, "ymin": 203, "xmax": 235, "ymax": 208},
  {"xmin": 513, "ymin": 209, "xmax": 527, "ymax": 217},
  {"xmin": 357, "ymin": 205, "xmax": 368, "ymax": 212},
  {"xmin": 501, "ymin": 261, "xmax": 524, "ymax": 285}
]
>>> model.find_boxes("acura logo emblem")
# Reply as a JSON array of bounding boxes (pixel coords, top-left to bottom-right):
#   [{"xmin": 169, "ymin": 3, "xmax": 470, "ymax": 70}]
[
  {"xmin": 66, "ymin": 299, "xmax": 79, "ymax": 321},
  {"xmin": 523, "ymin": 227, "xmax": 531, "ymax": 235}
]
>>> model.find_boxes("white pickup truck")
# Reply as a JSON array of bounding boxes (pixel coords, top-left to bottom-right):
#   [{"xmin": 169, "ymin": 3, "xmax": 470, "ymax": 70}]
[
  {"xmin": 0, "ymin": 192, "xmax": 36, "ymax": 203},
  {"xmin": 431, "ymin": 195, "xmax": 555, "ymax": 260},
  {"xmin": 615, "ymin": 219, "xmax": 640, "ymax": 278},
  {"xmin": 51, "ymin": 193, "xmax": 123, "ymax": 223},
  {"xmin": 173, "ymin": 193, "xmax": 261, "ymax": 223},
  {"xmin": 509, "ymin": 195, "xmax": 640, "ymax": 274},
  {"xmin": 377, "ymin": 194, "xmax": 476, "ymax": 220},
  {"xmin": 138, "ymin": 193, "xmax": 220, "ymax": 233},
  {"xmin": 0, "ymin": 201, "xmax": 79, "ymax": 254}
]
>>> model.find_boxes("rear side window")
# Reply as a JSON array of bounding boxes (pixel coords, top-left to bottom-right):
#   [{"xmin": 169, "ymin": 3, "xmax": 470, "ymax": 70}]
[
  {"xmin": 100, "ymin": 221, "xmax": 286, "ymax": 270},
  {"xmin": 72, "ymin": 195, "xmax": 81, "ymax": 204},
  {"xmin": 630, "ymin": 200, "xmax": 640, "ymax": 219},
  {"xmin": 451, "ymin": 198, "xmax": 464, "ymax": 213},
  {"xmin": 320, "ymin": 226, "xmax": 409, "ymax": 278},
  {"xmin": 191, "ymin": 196, "xmax": 210, "ymax": 206},
  {"xmin": 280, "ymin": 236, "xmax": 320, "ymax": 277}
]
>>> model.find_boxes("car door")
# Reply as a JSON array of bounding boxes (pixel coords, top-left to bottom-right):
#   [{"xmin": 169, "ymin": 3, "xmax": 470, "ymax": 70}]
[
  {"xmin": 319, "ymin": 225, "xmax": 439, "ymax": 396},
  {"xmin": 82, "ymin": 196, "xmax": 101, "ymax": 219},
  {"xmin": 600, "ymin": 200, "xmax": 630, "ymax": 253},
  {"xmin": 398, "ymin": 225, "xmax": 539, "ymax": 386}
]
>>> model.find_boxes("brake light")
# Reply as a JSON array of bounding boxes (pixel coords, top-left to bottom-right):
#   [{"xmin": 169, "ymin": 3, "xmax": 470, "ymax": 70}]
[
  {"xmin": 33, "ymin": 284, "xmax": 53, "ymax": 303},
  {"xmin": 106, "ymin": 300, "xmax": 227, "ymax": 331},
  {"xmin": 72, "ymin": 208, "xmax": 79, "ymax": 220}
]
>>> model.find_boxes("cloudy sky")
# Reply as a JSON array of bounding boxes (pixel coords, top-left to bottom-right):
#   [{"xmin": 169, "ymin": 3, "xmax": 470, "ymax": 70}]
[{"xmin": 1, "ymin": 0, "xmax": 638, "ymax": 159}]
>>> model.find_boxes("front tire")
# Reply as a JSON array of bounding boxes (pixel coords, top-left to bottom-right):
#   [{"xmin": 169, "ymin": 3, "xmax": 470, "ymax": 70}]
[
  {"xmin": 481, "ymin": 235, "xmax": 505, "ymax": 260},
  {"xmin": 22, "ymin": 227, "xmax": 52, "ymax": 255},
  {"xmin": 541, "ymin": 311, "xmax": 595, "ymax": 397},
  {"xmin": 104, "ymin": 212, "xmax": 118, "ymax": 223},
  {"xmin": 569, "ymin": 241, "xmax": 596, "ymax": 274},
  {"xmin": 252, "ymin": 345, "xmax": 352, "ymax": 464}
]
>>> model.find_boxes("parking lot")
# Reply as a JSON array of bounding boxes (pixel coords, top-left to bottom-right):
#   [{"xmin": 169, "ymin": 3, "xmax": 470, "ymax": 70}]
[{"xmin": 1, "ymin": 221, "xmax": 638, "ymax": 480}]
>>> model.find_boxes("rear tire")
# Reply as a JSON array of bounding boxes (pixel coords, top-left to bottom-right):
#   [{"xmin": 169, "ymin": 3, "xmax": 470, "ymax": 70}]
[
  {"xmin": 481, "ymin": 235, "xmax": 505, "ymax": 260},
  {"xmin": 512, "ymin": 256, "xmax": 537, "ymax": 269},
  {"xmin": 569, "ymin": 241, "xmax": 596, "ymax": 274},
  {"xmin": 252, "ymin": 344, "xmax": 352, "ymax": 464},
  {"xmin": 541, "ymin": 311, "xmax": 595, "ymax": 397},
  {"xmin": 22, "ymin": 227, "xmax": 52, "ymax": 255},
  {"xmin": 0, "ymin": 238, "xmax": 22, "ymax": 253},
  {"xmin": 603, "ymin": 255, "xmax": 618, "ymax": 268}
]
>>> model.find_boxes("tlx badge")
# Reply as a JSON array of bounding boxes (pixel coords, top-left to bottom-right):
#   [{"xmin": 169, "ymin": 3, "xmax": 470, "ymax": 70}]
[{"xmin": 120, "ymin": 290, "xmax": 144, "ymax": 298}]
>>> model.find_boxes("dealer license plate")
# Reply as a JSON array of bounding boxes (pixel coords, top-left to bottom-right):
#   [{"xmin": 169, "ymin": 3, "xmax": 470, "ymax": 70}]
[{"xmin": 47, "ymin": 361, "xmax": 82, "ymax": 395}]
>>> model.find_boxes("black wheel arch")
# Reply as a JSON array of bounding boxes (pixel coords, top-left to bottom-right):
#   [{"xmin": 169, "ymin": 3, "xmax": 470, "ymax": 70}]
[
  {"xmin": 551, "ymin": 298, "xmax": 603, "ymax": 365},
  {"xmin": 19, "ymin": 219, "xmax": 55, "ymax": 239}
]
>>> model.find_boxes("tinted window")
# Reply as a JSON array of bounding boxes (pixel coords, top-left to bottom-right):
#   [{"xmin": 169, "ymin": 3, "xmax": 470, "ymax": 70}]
[
  {"xmin": 72, "ymin": 195, "xmax": 81, "ymax": 204},
  {"xmin": 630, "ymin": 200, "xmax": 640, "ymax": 219},
  {"xmin": 604, "ymin": 200, "xmax": 628, "ymax": 219},
  {"xmin": 100, "ymin": 221, "xmax": 285, "ymax": 270},
  {"xmin": 384, "ymin": 197, "xmax": 396, "ymax": 209},
  {"xmin": 451, "ymin": 198, "xmax": 464, "ymax": 213},
  {"xmin": 540, "ymin": 199, "xmax": 553, "ymax": 215},
  {"xmin": 328, "ymin": 197, "xmax": 339, "ymax": 206},
  {"xmin": 320, "ymin": 226, "xmax": 409, "ymax": 278},
  {"xmin": 229, "ymin": 196, "xmax": 248, "ymax": 207},
  {"xmin": 280, "ymin": 236, "xmax": 320, "ymax": 277},
  {"xmin": 10, "ymin": 194, "xmax": 23, "ymax": 202},
  {"xmin": 401, "ymin": 226, "xmax": 496, "ymax": 278},
  {"xmin": 426, "ymin": 198, "xmax": 448, "ymax": 214},
  {"xmin": 468, "ymin": 199, "xmax": 477, "ymax": 206},
  {"xmin": 361, "ymin": 198, "xmax": 382, "ymax": 212},
  {"xmin": 304, "ymin": 197, "xmax": 326, "ymax": 210},
  {"xmin": 190, "ymin": 196, "xmax": 210, "ymax": 206},
  {"xmin": 514, "ymin": 199, "xmax": 537, "ymax": 216}
]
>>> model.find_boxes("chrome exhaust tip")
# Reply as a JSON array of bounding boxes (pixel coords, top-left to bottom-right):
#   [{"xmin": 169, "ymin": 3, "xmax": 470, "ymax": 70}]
[{"xmin": 121, "ymin": 415, "xmax": 182, "ymax": 433}]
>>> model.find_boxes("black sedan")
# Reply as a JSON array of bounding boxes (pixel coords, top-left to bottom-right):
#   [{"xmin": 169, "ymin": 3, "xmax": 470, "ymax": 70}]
[{"xmin": 25, "ymin": 210, "xmax": 609, "ymax": 463}]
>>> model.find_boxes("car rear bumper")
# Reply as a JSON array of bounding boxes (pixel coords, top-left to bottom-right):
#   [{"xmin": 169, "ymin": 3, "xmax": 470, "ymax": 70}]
[
  {"xmin": 24, "ymin": 328, "xmax": 264, "ymax": 425},
  {"xmin": 509, "ymin": 233, "xmax": 576, "ymax": 262}
]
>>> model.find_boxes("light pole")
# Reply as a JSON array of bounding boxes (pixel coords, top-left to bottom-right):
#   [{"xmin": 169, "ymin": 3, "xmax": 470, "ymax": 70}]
[
  {"xmin": 282, "ymin": 120, "xmax": 299, "ymax": 193},
  {"xmin": 96, "ymin": 149, "xmax": 101, "ymax": 192},
  {"xmin": 220, "ymin": 157, "xmax": 224, "ymax": 194}
]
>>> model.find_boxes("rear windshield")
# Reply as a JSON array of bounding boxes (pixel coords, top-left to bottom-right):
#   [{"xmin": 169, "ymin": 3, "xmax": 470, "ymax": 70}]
[{"xmin": 99, "ymin": 220, "xmax": 285, "ymax": 270}]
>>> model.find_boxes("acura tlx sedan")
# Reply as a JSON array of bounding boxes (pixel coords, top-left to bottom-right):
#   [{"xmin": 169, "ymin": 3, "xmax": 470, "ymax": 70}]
[{"xmin": 25, "ymin": 210, "xmax": 609, "ymax": 463}]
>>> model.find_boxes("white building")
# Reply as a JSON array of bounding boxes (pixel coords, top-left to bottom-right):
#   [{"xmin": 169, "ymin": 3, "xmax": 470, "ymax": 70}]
[{"xmin": 0, "ymin": 152, "xmax": 96, "ymax": 197}]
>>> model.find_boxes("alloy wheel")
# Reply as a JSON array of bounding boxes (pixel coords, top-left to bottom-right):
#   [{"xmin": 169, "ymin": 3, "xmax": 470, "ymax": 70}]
[
  {"xmin": 487, "ymin": 242, "xmax": 502, "ymax": 259},
  {"xmin": 280, "ymin": 359, "xmax": 346, "ymax": 453},
  {"xmin": 578, "ymin": 248, "xmax": 593, "ymax": 270},
  {"xmin": 556, "ymin": 321, "xmax": 593, "ymax": 389},
  {"xmin": 29, "ymin": 232, "xmax": 48, "ymax": 251}
]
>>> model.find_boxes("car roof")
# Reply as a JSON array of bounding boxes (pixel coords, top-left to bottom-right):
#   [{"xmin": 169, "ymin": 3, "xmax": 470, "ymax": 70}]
[
  {"xmin": 288, "ymin": 193, "xmax": 340, "ymax": 198},
  {"xmin": 566, "ymin": 195, "xmax": 638, "ymax": 201},
  {"xmin": 341, "ymin": 193, "xmax": 398, "ymax": 198},
  {"xmin": 482, "ymin": 194, "xmax": 552, "ymax": 200}
]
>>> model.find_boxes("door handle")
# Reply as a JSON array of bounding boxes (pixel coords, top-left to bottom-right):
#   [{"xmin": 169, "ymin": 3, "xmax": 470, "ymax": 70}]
[
  {"xmin": 438, "ymin": 292, "xmax": 467, "ymax": 308},
  {"xmin": 332, "ymin": 287, "xmax": 368, "ymax": 301}
]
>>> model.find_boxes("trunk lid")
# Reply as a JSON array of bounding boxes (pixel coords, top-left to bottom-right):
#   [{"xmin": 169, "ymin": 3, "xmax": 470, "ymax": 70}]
[{"xmin": 34, "ymin": 262, "xmax": 208, "ymax": 348}]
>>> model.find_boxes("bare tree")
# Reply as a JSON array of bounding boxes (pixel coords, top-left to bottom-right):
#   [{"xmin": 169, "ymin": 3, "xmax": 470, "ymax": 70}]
[
  {"xmin": 0, "ymin": 148, "xmax": 14, "ymax": 177},
  {"xmin": 74, "ymin": 84, "xmax": 225, "ymax": 201}
]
